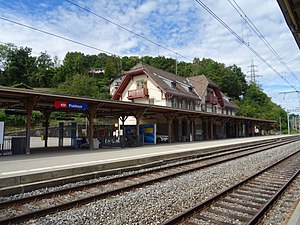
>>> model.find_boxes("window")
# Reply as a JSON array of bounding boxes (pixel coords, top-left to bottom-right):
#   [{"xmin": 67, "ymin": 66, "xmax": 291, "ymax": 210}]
[
  {"xmin": 212, "ymin": 106, "xmax": 217, "ymax": 113},
  {"xmin": 171, "ymin": 81, "xmax": 176, "ymax": 89},
  {"xmin": 189, "ymin": 101, "xmax": 195, "ymax": 110},
  {"xmin": 136, "ymin": 79, "xmax": 147, "ymax": 89},
  {"xmin": 172, "ymin": 97, "xmax": 178, "ymax": 108},
  {"xmin": 149, "ymin": 98, "xmax": 155, "ymax": 104},
  {"xmin": 182, "ymin": 99, "xmax": 187, "ymax": 109}
]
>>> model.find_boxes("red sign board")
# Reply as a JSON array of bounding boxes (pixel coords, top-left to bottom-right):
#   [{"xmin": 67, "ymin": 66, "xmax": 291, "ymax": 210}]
[{"xmin": 54, "ymin": 101, "xmax": 68, "ymax": 108}]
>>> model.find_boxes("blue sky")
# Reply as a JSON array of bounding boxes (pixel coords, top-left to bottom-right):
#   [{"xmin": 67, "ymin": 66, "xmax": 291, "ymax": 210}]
[{"xmin": 1, "ymin": 0, "xmax": 300, "ymax": 113}]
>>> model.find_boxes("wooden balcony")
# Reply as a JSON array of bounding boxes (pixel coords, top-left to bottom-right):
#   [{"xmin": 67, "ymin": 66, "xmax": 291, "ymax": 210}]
[
  {"xmin": 205, "ymin": 95, "xmax": 218, "ymax": 105},
  {"xmin": 128, "ymin": 88, "xmax": 149, "ymax": 100}
]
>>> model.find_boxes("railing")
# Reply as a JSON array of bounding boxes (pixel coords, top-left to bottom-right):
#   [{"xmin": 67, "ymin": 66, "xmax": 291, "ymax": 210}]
[
  {"xmin": 128, "ymin": 88, "xmax": 149, "ymax": 100},
  {"xmin": 205, "ymin": 95, "xmax": 218, "ymax": 104},
  {"xmin": 1, "ymin": 137, "xmax": 12, "ymax": 156}
]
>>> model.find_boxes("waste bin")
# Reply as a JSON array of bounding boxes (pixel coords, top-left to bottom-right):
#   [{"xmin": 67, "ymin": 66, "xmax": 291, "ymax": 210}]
[
  {"xmin": 11, "ymin": 136, "xmax": 26, "ymax": 154},
  {"xmin": 76, "ymin": 138, "xmax": 83, "ymax": 149}
]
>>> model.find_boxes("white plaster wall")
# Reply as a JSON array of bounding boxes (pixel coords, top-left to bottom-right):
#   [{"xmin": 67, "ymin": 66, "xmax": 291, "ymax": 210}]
[
  {"xmin": 120, "ymin": 74, "xmax": 167, "ymax": 106},
  {"xmin": 122, "ymin": 116, "xmax": 136, "ymax": 125}
]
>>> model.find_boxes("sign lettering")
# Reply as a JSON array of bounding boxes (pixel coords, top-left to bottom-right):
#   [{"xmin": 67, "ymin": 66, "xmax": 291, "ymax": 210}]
[
  {"xmin": 54, "ymin": 101, "xmax": 88, "ymax": 110},
  {"xmin": 68, "ymin": 102, "xmax": 88, "ymax": 110},
  {"xmin": 54, "ymin": 101, "xmax": 67, "ymax": 108}
]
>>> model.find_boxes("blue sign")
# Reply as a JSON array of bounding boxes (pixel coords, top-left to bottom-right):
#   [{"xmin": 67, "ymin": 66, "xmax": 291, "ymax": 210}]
[
  {"xmin": 68, "ymin": 102, "xmax": 88, "ymax": 110},
  {"xmin": 140, "ymin": 124, "xmax": 156, "ymax": 144}
]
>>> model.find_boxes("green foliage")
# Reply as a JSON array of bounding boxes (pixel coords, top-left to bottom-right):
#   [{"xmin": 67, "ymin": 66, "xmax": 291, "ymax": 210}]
[
  {"xmin": 56, "ymin": 73, "xmax": 100, "ymax": 98},
  {"xmin": 12, "ymin": 83, "xmax": 33, "ymax": 89},
  {"xmin": 121, "ymin": 56, "xmax": 140, "ymax": 71},
  {"xmin": 236, "ymin": 83, "xmax": 286, "ymax": 125},
  {"xmin": 62, "ymin": 52, "xmax": 89, "ymax": 78},
  {"xmin": 33, "ymin": 52, "xmax": 55, "ymax": 87},
  {"xmin": 0, "ymin": 110, "xmax": 43, "ymax": 127},
  {"xmin": 0, "ymin": 45, "xmax": 36, "ymax": 86},
  {"xmin": 104, "ymin": 57, "xmax": 119, "ymax": 79}
]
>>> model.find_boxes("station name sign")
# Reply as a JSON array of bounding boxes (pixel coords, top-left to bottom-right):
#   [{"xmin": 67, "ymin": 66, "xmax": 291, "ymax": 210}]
[{"xmin": 54, "ymin": 101, "xmax": 88, "ymax": 110}]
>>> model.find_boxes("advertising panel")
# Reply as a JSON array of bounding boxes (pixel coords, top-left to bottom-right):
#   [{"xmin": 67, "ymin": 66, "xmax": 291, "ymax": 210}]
[{"xmin": 140, "ymin": 124, "xmax": 156, "ymax": 144}]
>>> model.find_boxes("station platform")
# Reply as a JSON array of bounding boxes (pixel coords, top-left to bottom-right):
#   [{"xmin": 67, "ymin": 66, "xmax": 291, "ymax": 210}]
[
  {"xmin": 288, "ymin": 200, "xmax": 300, "ymax": 225},
  {"xmin": 0, "ymin": 135, "xmax": 287, "ymax": 180},
  {"xmin": 0, "ymin": 135, "xmax": 288, "ymax": 193}
]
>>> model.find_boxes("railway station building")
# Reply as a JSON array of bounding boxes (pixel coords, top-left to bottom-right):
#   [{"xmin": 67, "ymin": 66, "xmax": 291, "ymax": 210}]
[
  {"xmin": 0, "ymin": 64, "xmax": 275, "ymax": 155},
  {"xmin": 112, "ymin": 63, "xmax": 259, "ymax": 142}
]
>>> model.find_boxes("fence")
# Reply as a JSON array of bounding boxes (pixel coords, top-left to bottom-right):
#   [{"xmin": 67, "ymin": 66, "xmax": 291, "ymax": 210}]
[{"xmin": 1, "ymin": 137, "xmax": 12, "ymax": 156}]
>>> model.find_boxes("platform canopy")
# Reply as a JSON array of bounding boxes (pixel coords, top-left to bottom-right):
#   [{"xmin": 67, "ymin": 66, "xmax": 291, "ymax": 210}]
[
  {"xmin": 277, "ymin": 0, "xmax": 300, "ymax": 48},
  {"xmin": 0, "ymin": 86, "xmax": 275, "ymax": 123}
]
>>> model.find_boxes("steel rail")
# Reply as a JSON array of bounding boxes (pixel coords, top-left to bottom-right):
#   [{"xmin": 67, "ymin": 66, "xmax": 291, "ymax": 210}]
[{"xmin": 162, "ymin": 149, "xmax": 300, "ymax": 225}]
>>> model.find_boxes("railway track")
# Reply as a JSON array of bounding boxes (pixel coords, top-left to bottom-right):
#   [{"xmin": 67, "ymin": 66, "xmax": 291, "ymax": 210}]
[
  {"xmin": 162, "ymin": 148, "xmax": 300, "ymax": 225},
  {"xmin": 0, "ymin": 136, "xmax": 299, "ymax": 224}
]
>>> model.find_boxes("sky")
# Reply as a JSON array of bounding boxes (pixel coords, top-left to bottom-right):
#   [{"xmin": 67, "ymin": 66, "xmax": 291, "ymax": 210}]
[{"xmin": 1, "ymin": 0, "xmax": 300, "ymax": 114}]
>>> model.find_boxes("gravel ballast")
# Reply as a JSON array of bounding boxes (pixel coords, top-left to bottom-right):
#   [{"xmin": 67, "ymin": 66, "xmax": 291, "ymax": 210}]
[{"xmin": 3, "ymin": 141, "xmax": 298, "ymax": 225}]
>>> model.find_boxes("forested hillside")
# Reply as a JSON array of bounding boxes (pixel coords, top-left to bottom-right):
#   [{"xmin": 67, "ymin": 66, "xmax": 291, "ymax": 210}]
[{"xmin": 0, "ymin": 43, "xmax": 291, "ymax": 132}]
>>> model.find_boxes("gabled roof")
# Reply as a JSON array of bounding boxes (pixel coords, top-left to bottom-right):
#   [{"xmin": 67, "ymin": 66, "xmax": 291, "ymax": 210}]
[
  {"xmin": 221, "ymin": 93, "xmax": 239, "ymax": 109},
  {"xmin": 187, "ymin": 75, "xmax": 208, "ymax": 98},
  {"xmin": 188, "ymin": 75, "xmax": 225, "ymax": 107},
  {"xmin": 112, "ymin": 63, "xmax": 237, "ymax": 109},
  {"xmin": 112, "ymin": 63, "xmax": 200, "ymax": 100}
]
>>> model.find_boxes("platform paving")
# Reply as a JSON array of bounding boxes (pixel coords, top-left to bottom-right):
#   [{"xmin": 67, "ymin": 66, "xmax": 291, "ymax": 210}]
[
  {"xmin": 288, "ymin": 200, "xmax": 300, "ymax": 225},
  {"xmin": 0, "ymin": 135, "xmax": 286, "ymax": 179}
]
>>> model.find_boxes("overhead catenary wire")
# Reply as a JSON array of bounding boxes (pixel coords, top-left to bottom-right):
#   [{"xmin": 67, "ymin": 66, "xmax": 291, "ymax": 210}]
[
  {"xmin": 228, "ymin": 0, "xmax": 300, "ymax": 83},
  {"xmin": 0, "ymin": 40, "xmax": 44, "ymax": 55},
  {"xmin": 194, "ymin": 0, "xmax": 298, "ymax": 92},
  {"xmin": 0, "ymin": 16, "xmax": 115, "ymax": 56},
  {"xmin": 65, "ymin": 0, "xmax": 193, "ymax": 62}
]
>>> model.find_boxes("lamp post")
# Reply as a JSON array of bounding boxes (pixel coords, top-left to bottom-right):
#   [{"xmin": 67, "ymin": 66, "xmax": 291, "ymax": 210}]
[
  {"xmin": 287, "ymin": 110, "xmax": 290, "ymax": 135},
  {"xmin": 279, "ymin": 116, "xmax": 282, "ymax": 135}
]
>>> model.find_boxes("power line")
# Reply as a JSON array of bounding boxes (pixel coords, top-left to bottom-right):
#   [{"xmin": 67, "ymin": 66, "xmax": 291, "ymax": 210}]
[
  {"xmin": 65, "ymin": 0, "xmax": 193, "ymax": 62},
  {"xmin": 0, "ymin": 16, "xmax": 115, "ymax": 56},
  {"xmin": 194, "ymin": 0, "xmax": 298, "ymax": 92},
  {"xmin": 228, "ymin": 0, "xmax": 300, "ymax": 83},
  {"xmin": 279, "ymin": 91, "xmax": 300, "ymax": 107},
  {"xmin": 247, "ymin": 60, "xmax": 261, "ymax": 83},
  {"xmin": 0, "ymin": 40, "xmax": 43, "ymax": 55}
]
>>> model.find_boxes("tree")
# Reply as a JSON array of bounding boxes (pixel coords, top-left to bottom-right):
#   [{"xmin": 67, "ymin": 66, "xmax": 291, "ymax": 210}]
[
  {"xmin": 219, "ymin": 65, "xmax": 247, "ymax": 100},
  {"xmin": 236, "ymin": 82, "xmax": 286, "ymax": 130},
  {"xmin": 62, "ymin": 52, "xmax": 89, "ymax": 79},
  {"xmin": 32, "ymin": 52, "xmax": 54, "ymax": 87},
  {"xmin": 0, "ymin": 45, "xmax": 36, "ymax": 86},
  {"xmin": 104, "ymin": 57, "xmax": 119, "ymax": 80},
  {"xmin": 121, "ymin": 56, "xmax": 140, "ymax": 71},
  {"xmin": 56, "ymin": 73, "xmax": 100, "ymax": 98}
]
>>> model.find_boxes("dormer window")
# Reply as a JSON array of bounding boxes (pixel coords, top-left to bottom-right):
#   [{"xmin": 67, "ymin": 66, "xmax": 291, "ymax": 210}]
[
  {"xmin": 171, "ymin": 81, "xmax": 176, "ymax": 89},
  {"xmin": 188, "ymin": 86, "xmax": 193, "ymax": 92}
]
